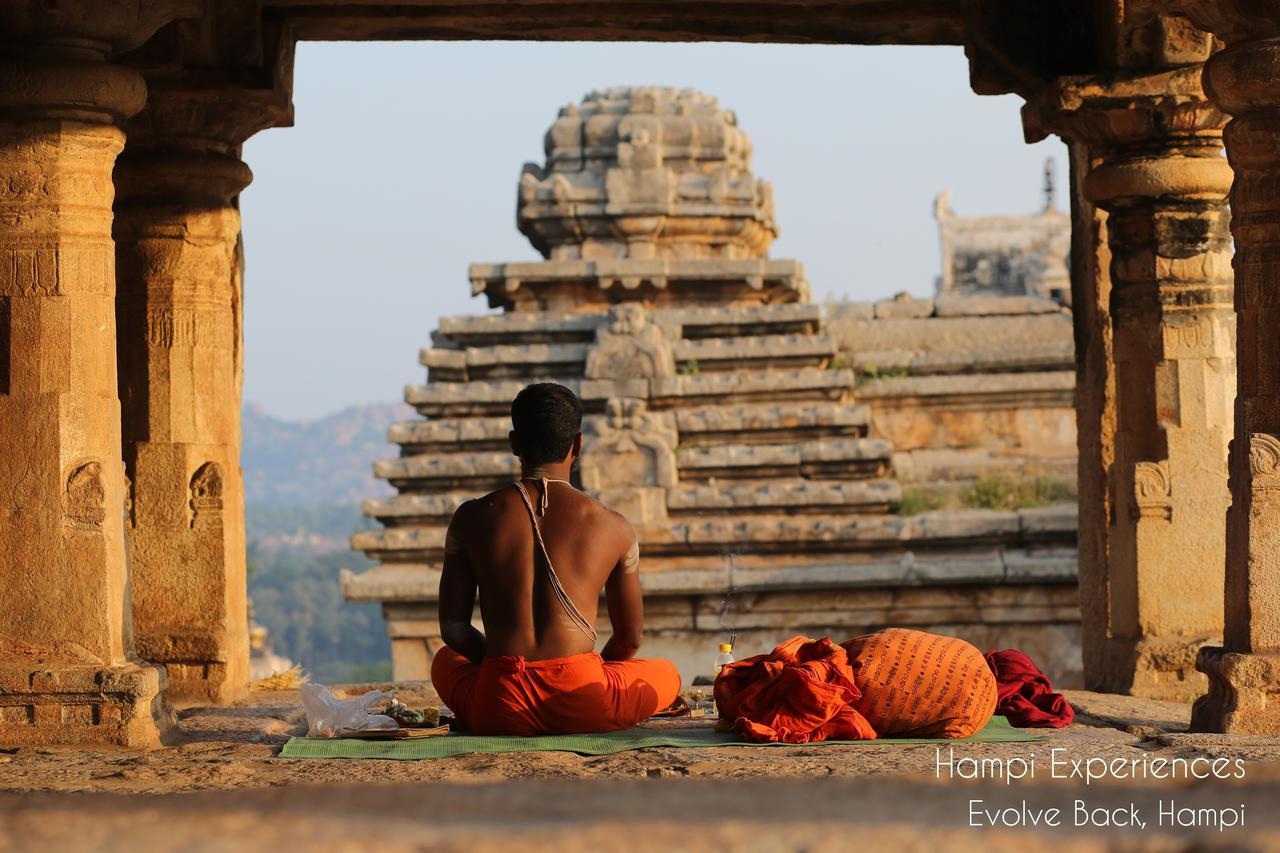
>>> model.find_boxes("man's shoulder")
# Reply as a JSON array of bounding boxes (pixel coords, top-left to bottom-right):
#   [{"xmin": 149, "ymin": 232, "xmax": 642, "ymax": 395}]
[
  {"xmin": 452, "ymin": 487, "xmax": 517, "ymax": 522},
  {"xmin": 580, "ymin": 493, "xmax": 635, "ymax": 538}
]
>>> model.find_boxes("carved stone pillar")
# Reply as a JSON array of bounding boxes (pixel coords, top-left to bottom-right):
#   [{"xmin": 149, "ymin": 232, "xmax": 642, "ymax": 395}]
[
  {"xmin": 1189, "ymin": 25, "xmax": 1280, "ymax": 733},
  {"xmin": 113, "ymin": 89, "xmax": 282, "ymax": 704},
  {"xmin": 1064, "ymin": 141, "xmax": 1117, "ymax": 694},
  {"xmin": 0, "ymin": 1, "xmax": 196, "ymax": 746},
  {"xmin": 1027, "ymin": 66, "xmax": 1235, "ymax": 699}
]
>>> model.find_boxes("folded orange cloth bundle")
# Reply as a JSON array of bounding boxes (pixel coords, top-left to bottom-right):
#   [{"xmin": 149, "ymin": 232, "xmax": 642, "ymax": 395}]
[
  {"xmin": 843, "ymin": 628, "xmax": 997, "ymax": 738},
  {"xmin": 713, "ymin": 637, "xmax": 877, "ymax": 744}
]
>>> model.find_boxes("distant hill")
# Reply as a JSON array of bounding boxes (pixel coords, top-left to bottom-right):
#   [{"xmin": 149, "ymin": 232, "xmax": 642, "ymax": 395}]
[
  {"xmin": 242, "ymin": 402, "xmax": 411, "ymax": 683},
  {"xmin": 242, "ymin": 402, "xmax": 413, "ymax": 506}
]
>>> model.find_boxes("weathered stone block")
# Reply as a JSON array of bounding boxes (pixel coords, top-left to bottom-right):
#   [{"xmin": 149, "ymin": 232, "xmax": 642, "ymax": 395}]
[
  {"xmin": 1192, "ymin": 648, "xmax": 1280, "ymax": 735},
  {"xmin": 933, "ymin": 295, "xmax": 1062, "ymax": 317},
  {"xmin": 874, "ymin": 297, "xmax": 934, "ymax": 319},
  {"xmin": 0, "ymin": 661, "xmax": 166, "ymax": 748}
]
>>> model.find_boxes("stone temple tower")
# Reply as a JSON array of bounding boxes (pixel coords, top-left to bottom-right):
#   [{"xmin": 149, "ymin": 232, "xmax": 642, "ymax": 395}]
[{"xmin": 345, "ymin": 87, "xmax": 1076, "ymax": 681}]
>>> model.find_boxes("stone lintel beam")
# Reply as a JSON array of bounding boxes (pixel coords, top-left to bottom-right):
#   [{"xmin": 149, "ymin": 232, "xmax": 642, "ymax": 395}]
[
  {"xmin": 1025, "ymin": 64, "xmax": 1234, "ymax": 701},
  {"xmin": 0, "ymin": 1, "xmax": 202, "ymax": 54},
  {"xmin": 0, "ymin": 1, "xmax": 198, "ymax": 748},
  {"xmin": 113, "ymin": 85, "xmax": 287, "ymax": 705},
  {"xmin": 1171, "ymin": 8, "xmax": 1280, "ymax": 733},
  {"xmin": 262, "ymin": 0, "xmax": 964, "ymax": 46}
]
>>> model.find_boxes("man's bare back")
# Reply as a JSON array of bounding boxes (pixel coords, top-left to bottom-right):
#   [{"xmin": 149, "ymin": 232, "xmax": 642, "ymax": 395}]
[
  {"xmin": 439, "ymin": 479, "xmax": 644, "ymax": 665},
  {"xmin": 431, "ymin": 383, "xmax": 679, "ymax": 735}
]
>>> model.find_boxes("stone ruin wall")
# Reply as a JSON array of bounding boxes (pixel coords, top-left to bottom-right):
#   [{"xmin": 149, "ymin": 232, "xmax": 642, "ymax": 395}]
[
  {"xmin": 934, "ymin": 173, "xmax": 1072, "ymax": 302},
  {"xmin": 344, "ymin": 87, "xmax": 1082, "ymax": 685},
  {"xmin": 827, "ymin": 295, "xmax": 1077, "ymax": 489}
]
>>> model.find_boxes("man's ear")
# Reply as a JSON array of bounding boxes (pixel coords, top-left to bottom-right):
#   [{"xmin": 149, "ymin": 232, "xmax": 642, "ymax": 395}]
[
  {"xmin": 568, "ymin": 432, "xmax": 583, "ymax": 463},
  {"xmin": 509, "ymin": 430, "xmax": 520, "ymax": 458}
]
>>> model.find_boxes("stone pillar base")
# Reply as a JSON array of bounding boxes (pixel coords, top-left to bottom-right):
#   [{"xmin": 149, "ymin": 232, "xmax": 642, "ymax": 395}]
[
  {"xmin": 1090, "ymin": 635, "xmax": 1215, "ymax": 701},
  {"xmin": 135, "ymin": 631, "xmax": 245, "ymax": 707},
  {"xmin": 1130, "ymin": 636, "xmax": 1215, "ymax": 702},
  {"xmin": 1192, "ymin": 647, "xmax": 1280, "ymax": 734},
  {"xmin": 0, "ymin": 661, "xmax": 169, "ymax": 747}
]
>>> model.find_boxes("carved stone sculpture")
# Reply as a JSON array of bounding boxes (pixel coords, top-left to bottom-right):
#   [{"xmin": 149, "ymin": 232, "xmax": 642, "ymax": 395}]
[{"xmin": 584, "ymin": 304, "xmax": 676, "ymax": 380}]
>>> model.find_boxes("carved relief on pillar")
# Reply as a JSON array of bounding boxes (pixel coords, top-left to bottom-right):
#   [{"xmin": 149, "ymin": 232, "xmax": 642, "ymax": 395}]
[
  {"xmin": 581, "ymin": 398, "xmax": 677, "ymax": 527},
  {"xmin": 1247, "ymin": 433, "xmax": 1280, "ymax": 492},
  {"xmin": 64, "ymin": 462, "xmax": 106, "ymax": 535},
  {"xmin": 584, "ymin": 303, "xmax": 676, "ymax": 380},
  {"xmin": 189, "ymin": 462, "xmax": 225, "ymax": 530},
  {"xmin": 1133, "ymin": 460, "xmax": 1173, "ymax": 521}
]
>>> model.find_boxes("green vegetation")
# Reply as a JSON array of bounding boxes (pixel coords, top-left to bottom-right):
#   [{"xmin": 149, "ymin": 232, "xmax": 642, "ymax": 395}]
[
  {"xmin": 897, "ymin": 486, "xmax": 949, "ymax": 516},
  {"xmin": 247, "ymin": 502, "xmax": 391, "ymax": 684},
  {"xmin": 676, "ymin": 358, "xmax": 700, "ymax": 376},
  {"xmin": 967, "ymin": 474, "xmax": 1076, "ymax": 511},
  {"xmin": 345, "ymin": 662, "xmax": 395, "ymax": 683},
  {"xmin": 896, "ymin": 474, "xmax": 1077, "ymax": 516},
  {"xmin": 855, "ymin": 362, "xmax": 910, "ymax": 386}
]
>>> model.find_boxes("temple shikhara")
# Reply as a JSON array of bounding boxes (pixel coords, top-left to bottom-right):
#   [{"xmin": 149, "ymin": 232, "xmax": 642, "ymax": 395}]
[
  {"xmin": 343, "ymin": 87, "xmax": 1083, "ymax": 686},
  {"xmin": 2, "ymin": 0, "xmax": 1280, "ymax": 760}
]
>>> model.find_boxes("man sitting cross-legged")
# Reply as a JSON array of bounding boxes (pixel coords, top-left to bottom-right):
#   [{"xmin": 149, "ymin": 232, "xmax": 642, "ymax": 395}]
[{"xmin": 431, "ymin": 382, "xmax": 682, "ymax": 735}]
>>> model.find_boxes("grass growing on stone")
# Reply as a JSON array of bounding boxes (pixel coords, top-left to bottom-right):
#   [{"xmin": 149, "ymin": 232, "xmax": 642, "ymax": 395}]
[
  {"xmin": 855, "ymin": 362, "xmax": 910, "ymax": 386},
  {"xmin": 897, "ymin": 474, "xmax": 1077, "ymax": 515},
  {"xmin": 897, "ymin": 487, "xmax": 949, "ymax": 515},
  {"xmin": 967, "ymin": 474, "xmax": 1076, "ymax": 510}
]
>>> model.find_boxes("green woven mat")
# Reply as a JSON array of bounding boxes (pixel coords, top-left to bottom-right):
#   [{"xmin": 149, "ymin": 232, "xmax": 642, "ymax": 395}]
[{"xmin": 278, "ymin": 715, "xmax": 1046, "ymax": 760}]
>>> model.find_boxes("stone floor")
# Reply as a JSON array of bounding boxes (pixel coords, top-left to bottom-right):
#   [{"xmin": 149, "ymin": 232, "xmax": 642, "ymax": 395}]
[{"xmin": 3, "ymin": 686, "xmax": 1280, "ymax": 851}]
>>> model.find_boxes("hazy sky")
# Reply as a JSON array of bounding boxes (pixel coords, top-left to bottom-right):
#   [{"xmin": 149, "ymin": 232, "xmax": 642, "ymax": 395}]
[{"xmin": 241, "ymin": 41, "xmax": 1064, "ymax": 421}]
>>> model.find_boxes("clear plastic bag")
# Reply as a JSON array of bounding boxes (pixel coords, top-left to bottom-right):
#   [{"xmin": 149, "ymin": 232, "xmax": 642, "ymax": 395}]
[{"xmin": 300, "ymin": 683, "xmax": 398, "ymax": 738}]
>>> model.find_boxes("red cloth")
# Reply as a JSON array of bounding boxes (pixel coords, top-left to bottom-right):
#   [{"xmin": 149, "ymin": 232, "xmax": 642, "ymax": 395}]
[
  {"xmin": 983, "ymin": 649, "xmax": 1074, "ymax": 728},
  {"xmin": 713, "ymin": 636, "xmax": 877, "ymax": 744}
]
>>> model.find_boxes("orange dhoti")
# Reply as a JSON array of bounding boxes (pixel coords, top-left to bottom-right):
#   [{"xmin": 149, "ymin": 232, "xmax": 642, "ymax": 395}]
[{"xmin": 431, "ymin": 647, "xmax": 682, "ymax": 735}]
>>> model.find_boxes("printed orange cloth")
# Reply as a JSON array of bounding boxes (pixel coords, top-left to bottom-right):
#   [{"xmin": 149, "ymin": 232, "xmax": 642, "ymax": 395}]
[
  {"xmin": 842, "ymin": 628, "xmax": 997, "ymax": 738},
  {"xmin": 713, "ymin": 637, "xmax": 877, "ymax": 744},
  {"xmin": 431, "ymin": 647, "xmax": 682, "ymax": 736}
]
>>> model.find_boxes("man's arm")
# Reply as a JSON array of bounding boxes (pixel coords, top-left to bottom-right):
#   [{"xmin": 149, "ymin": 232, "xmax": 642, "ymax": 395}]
[
  {"xmin": 438, "ymin": 503, "xmax": 486, "ymax": 665},
  {"xmin": 601, "ymin": 520, "xmax": 644, "ymax": 662}
]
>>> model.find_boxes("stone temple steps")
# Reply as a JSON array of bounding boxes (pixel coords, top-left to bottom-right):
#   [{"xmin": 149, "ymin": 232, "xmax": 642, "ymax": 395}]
[
  {"xmin": 431, "ymin": 303, "xmax": 821, "ymax": 347},
  {"xmin": 375, "ymin": 436, "xmax": 892, "ymax": 489},
  {"xmin": 384, "ymin": 402, "xmax": 873, "ymax": 454},
  {"xmin": 665, "ymin": 479, "xmax": 901, "ymax": 513},
  {"xmin": 420, "ymin": 333, "xmax": 836, "ymax": 381},
  {"xmin": 676, "ymin": 437, "xmax": 893, "ymax": 480},
  {"xmin": 355, "ymin": 296, "xmax": 914, "ymax": 567},
  {"xmin": 352, "ymin": 504, "xmax": 1075, "ymax": 564},
  {"xmin": 405, "ymin": 369, "xmax": 854, "ymax": 418},
  {"xmin": 363, "ymin": 478, "xmax": 901, "ymax": 527}
]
